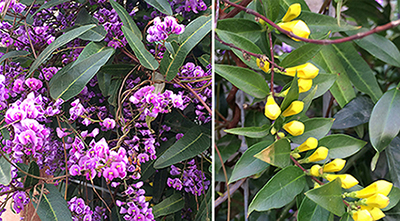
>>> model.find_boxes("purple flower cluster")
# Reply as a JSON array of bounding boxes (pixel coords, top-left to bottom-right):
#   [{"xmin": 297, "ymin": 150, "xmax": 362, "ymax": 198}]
[
  {"xmin": 68, "ymin": 197, "xmax": 106, "ymax": 221},
  {"xmin": 0, "ymin": 0, "xmax": 26, "ymax": 14},
  {"xmin": 273, "ymin": 42, "xmax": 294, "ymax": 56},
  {"xmin": 146, "ymin": 16, "xmax": 185, "ymax": 43},
  {"xmin": 171, "ymin": 0, "xmax": 208, "ymax": 14},
  {"xmin": 167, "ymin": 159, "xmax": 210, "ymax": 196}
]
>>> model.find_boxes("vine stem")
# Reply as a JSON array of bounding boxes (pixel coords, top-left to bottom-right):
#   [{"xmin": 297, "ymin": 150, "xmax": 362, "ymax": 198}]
[
  {"xmin": 215, "ymin": 143, "xmax": 230, "ymax": 221},
  {"xmin": 173, "ymin": 79, "xmax": 212, "ymax": 115},
  {"xmin": 220, "ymin": 0, "xmax": 400, "ymax": 45},
  {"xmin": 268, "ymin": 31, "xmax": 275, "ymax": 96}
]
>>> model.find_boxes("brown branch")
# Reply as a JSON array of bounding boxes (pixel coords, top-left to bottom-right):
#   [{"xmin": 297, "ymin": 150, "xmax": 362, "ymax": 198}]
[
  {"xmin": 221, "ymin": 0, "xmax": 253, "ymax": 19},
  {"xmin": 215, "ymin": 143, "xmax": 231, "ymax": 221},
  {"xmin": 215, "ymin": 178, "xmax": 246, "ymax": 207},
  {"xmin": 268, "ymin": 31, "xmax": 275, "ymax": 96}
]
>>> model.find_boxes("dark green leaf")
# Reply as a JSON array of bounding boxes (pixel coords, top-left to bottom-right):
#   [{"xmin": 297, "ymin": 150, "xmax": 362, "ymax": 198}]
[
  {"xmin": 310, "ymin": 73, "xmax": 337, "ymax": 99},
  {"xmin": 215, "ymin": 64, "xmax": 269, "ymax": 99},
  {"xmin": 264, "ymin": 0, "xmax": 280, "ymax": 21},
  {"xmin": 386, "ymin": 136, "xmax": 400, "ymax": 188},
  {"xmin": 145, "ymin": 0, "xmax": 173, "ymax": 15},
  {"xmin": 153, "ymin": 168, "xmax": 168, "ymax": 203},
  {"xmin": 216, "ymin": 18, "xmax": 262, "ymax": 42},
  {"xmin": 109, "ymin": 0, "xmax": 142, "ymax": 40},
  {"xmin": 319, "ymin": 134, "xmax": 366, "ymax": 159},
  {"xmin": 332, "ymin": 96, "xmax": 374, "ymax": 129},
  {"xmin": 369, "ymin": 88, "xmax": 400, "ymax": 152},
  {"xmin": 224, "ymin": 125, "xmax": 269, "ymax": 138},
  {"xmin": 280, "ymin": 44, "xmax": 323, "ymax": 68},
  {"xmin": 215, "ymin": 134, "xmax": 241, "ymax": 172},
  {"xmin": 195, "ymin": 189, "xmax": 211, "ymax": 221},
  {"xmin": 280, "ymin": 74, "xmax": 299, "ymax": 112},
  {"xmin": 298, "ymin": 197, "xmax": 331, "ymax": 221},
  {"xmin": 152, "ymin": 193, "xmax": 185, "ymax": 218},
  {"xmin": 0, "ymin": 50, "xmax": 30, "ymax": 65},
  {"xmin": 29, "ymin": 0, "xmax": 70, "ymax": 17},
  {"xmin": 244, "ymin": 110, "xmax": 271, "ymax": 147},
  {"xmin": 24, "ymin": 161, "xmax": 40, "ymax": 188},
  {"xmin": 289, "ymin": 118, "xmax": 334, "ymax": 144},
  {"xmin": 383, "ymin": 187, "xmax": 400, "ymax": 211},
  {"xmin": 0, "ymin": 156, "xmax": 11, "ymax": 185},
  {"xmin": 280, "ymin": 0, "xmax": 310, "ymax": 11},
  {"xmin": 254, "ymin": 138, "xmax": 292, "ymax": 168},
  {"xmin": 74, "ymin": 8, "xmax": 107, "ymax": 42}
]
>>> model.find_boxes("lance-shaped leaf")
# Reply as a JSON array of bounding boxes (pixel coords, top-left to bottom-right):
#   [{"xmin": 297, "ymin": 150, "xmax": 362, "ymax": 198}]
[
  {"xmin": 305, "ymin": 178, "xmax": 346, "ymax": 216},
  {"xmin": 224, "ymin": 125, "xmax": 269, "ymax": 138},
  {"xmin": 319, "ymin": 134, "xmax": 366, "ymax": 160},
  {"xmin": 288, "ymin": 118, "xmax": 334, "ymax": 144},
  {"xmin": 109, "ymin": 0, "xmax": 142, "ymax": 40},
  {"xmin": 310, "ymin": 73, "xmax": 337, "ymax": 99},
  {"xmin": 0, "ymin": 50, "xmax": 30, "ymax": 64},
  {"xmin": 386, "ymin": 136, "xmax": 400, "ymax": 188},
  {"xmin": 215, "ymin": 64, "xmax": 269, "ymax": 99},
  {"xmin": 73, "ymin": 8, "xmax": 107, "ymax": 42},
  {"xmin": 280, "ymin": 44, "xmax": 323, "ymax": 68},
  {"xmin": 154, "ymin": 126, "xmax": 210, "ymax": 169},
  {"xmin": 280, "ymin": 74, "xmax": 299, "ymax": 111},
  {"xmin": 215, "ymin": 134, "xmax": 241, "ymax": 172},
  {"xmin": 298, "ymin": 197, "xmax": 331, "ymax": 221},
  {"xmin": 332, "ymin": 96, "xmax": 374, "ymax": 129},
  {"xmin": 254, "ymin": 138, "xmax": 291, "ymax": 168},
  {"xmin": 248, "ymin": 166, "xmax": 306, "ymax": 214},
  {"xmin": 122, "ymin": 26, "xmax": 159, "ymax": 70},
  {"xmin": 28, "ymin": 24, "xmax": 95, "ymax": 75},
  {"xmin": 145, "ymin": 0, "xmax": 173, "ymax": 15},
  {"xmin": 24, "ymin": 161, "xmax": 40, "ymax": 188},
  {"xmin": 30, "ymin": 184, "xmax": 73, "ymax": 221},
  {"xmin": 49, "ymin": 47, "xmax": 114, "ymax": 101},
  {"xmin": 163, "ymin": 15, "xmax": 211, "ymax": 81},
  {"xmin": 369, "ymin": 88, "xmax": 400, "ymax": 152},
  {"xmin": 152, "ymin": 193, "xmax": 184, "ymax": 217},
  {"xmin": 0, "ymin": 156, "xmax": 12, "ymax": 185},
  {"xmin": 216, "ymin": 18, "xmax": 263, "ymax": 42}
]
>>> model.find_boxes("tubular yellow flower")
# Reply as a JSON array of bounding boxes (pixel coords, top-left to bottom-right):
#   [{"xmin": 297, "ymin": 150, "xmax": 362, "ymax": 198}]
[
  {"xmin": 307, "ymin": 146, "xmax": 329, "ymax": 162},
  {"xmin": 256, "ymin": 58, "xmax": 270, "ymax": 73},
  {"xmin": 362, "ymin": 193, "xmax": 390, "ymax": 209},
  {"xmin": 282, "ymin": 101, "xmax": 304, "ymax": 117},
  {"xmin": 323, "ymin": 159, "xmax": 346, "ymax": 173},
  {"xmin": 282, "ymin": 3, "xmax": 301, "ymax": 22},
  {"xmin": 264, "ymin": 95, "xmax": 281, "ymax": 120},
  {"xmin": 325, "ymin": 174, "xmax": 359, "ymax": 189},
  {"xmin": 354, "ymin": 180, "xmax": 393, "ymax": 199},
  {"xmin": 360, "ymin": 206, "xmax": 386, "ymax": 220},
  {"xmin": 298, "ymin": 78, "xmax": 313, "ymax": 93},
  {"xmin": 284, "ymin": 63, "xmax": 319, "ymax": 79},
  {"xmin": 282, "ymin": 120, "xmax": 304, "ymax": 136},
  {"xmin": 278, "ymin": 20, "xmax": 310, "ymax": 41},
  {"xmin": 297, "ymin": 137, "xmax": 318, "ymax": 152},
  {"xmin": 352, "ymin": 209, "xmax": 373, "ymax": 221},
  {"xmin": 309, "ymin": 164, "xmax": 322, "ymax": 177}
]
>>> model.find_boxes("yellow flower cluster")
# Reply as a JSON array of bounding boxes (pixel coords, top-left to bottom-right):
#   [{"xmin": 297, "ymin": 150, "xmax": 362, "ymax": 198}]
[
  {"xmin": 256, "ymin": 58, "xmax": 270, "ymax": 73},
  {"xmin": 281, "ymin": 62, "xmax": 320, "ymax": 94},
  {"xmin": 277, "ymin": 3, "xmax": 310, "ymax": 41}
]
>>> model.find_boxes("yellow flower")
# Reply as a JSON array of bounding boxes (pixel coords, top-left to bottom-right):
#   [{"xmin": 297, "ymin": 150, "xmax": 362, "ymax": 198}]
[
  {"xmin": 298, "ymin": 78, "xmax": 313, "ymax": 93},
  {"xmin": 284, "ymin": 63, "xmax": 319, "ymax": 79},
  {"xmin": 362, "ymin": 193, "xmax": 390, "ymax": 209},
  {"xmin": 282, "ymin": 3, "xmax": 301, "ymax": 22},
  {"xmin": 354, "ymin": 180, "xmax": 393, "ymax": 199},
  {"xmin": 282, "ymin": 120, "xmax": 304, "ymax": 136},
  {"xmin": 360, "ymin": 206, "xmax": 386, "ymax": 220},
  {"xmin": 352, "ymin": 209, "xmax": 373, "ymax": 221},
  {"xmin": 256, "ymin": 58, "xmax": 270, "ymax": 73},
  {"xmin": 296, "ymin": 137, "xmax": 318, "ymax": 152},
  {"xmin": 309, "ymin": 164, "xmax": 322, "ymax": 177},
  {"xmin": 282, "ymin": 101, "xmax": 304, "ymax": 117},
  {"xmin": 278, "ymin": 20, "xmax": 310, "ymax": 41},
  {"xmin": 325, "ymin": 174, "xmax": 359, "ymax": 189},
  {"xmin": 277, "ymin": 132, "xmax": 285, "ymax": 138},
  {"xmin": 323, "ymin": 159, "xmax": 346, "ymax": 173},
  {"xmin": 264, "ymin": 95, "xmax": 281, "ymax": 120},
  {"xmin": 307, "ymin": 146, "xmax": 329, "ymax": 162}
]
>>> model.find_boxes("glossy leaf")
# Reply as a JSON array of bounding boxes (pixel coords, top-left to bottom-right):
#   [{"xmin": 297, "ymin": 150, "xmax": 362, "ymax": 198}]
[
  {"xmin": 109, "ymin": 0, "xmax": 142, "ymax": 40},
  {"xmin": 280, "ymin": 75, "xmax": 299, "ymax": 111},
  {"xmin": 24, "ymin": 161, "xmax": 40, "ymax": 188},
  {"xmin": 152, "ymin": 193, "xmax": 184, "ymax": 218},
  {"xmin": 332, "ymin": 96, "xmax": 374, "ymax": 129},
  {"xmin": 280, "ymin": 44, "xmax": 323, "ymax": 68},
  {"xmin": 0, "ymin": 50, "xmax": 30, "ymax": 64},
  {"xmin": 74, "ymin": 8, "xmax": 107, "ymax": 42},
  {"xmin": 145, "ymin": 0, "xmax": 173, "ymax": 15},
  {"xmin": 0, "ymin": 156, "xmax": 11, "ymax": 185},
  {"xmin": 298, "ymin": 197, "xmax": 331, "ymax": 221},
  {"xmin": 383, "ymin": 187, "xmax": 400, "ymax": 211},
  {"xmin": 254, "ymin": 138, "xmax": 292, "ymax": 168},
  {"xmin": 248, "ymin": 166, "xmax": 306, "ymax": 214},
  {"xmin": 154, "ymin": 126, "xmax": 210, "ymax": 169},
  {"xmin": 369, "ymin": 88, "xmax": 400, "ymax": 152},
  {"xmin": 216, "ymin": 18, "xmax": 263, "ymax": 43},
  {"xmin": 289, "ymin": 118, "xmax": 334, "ymax": 144},
  {"xmin": 244, "ymin": 110, "xmax": 271, "ymax": 147},
  {"xmin": 224, "ymin": 125, "xmax": 269, "ymax": 138},
  {"xmin": 229, "ymin": 140, "xmax": 272, "ymax": 183},
  {"xmin": 28, "ymin": 24, "xmax": 95, "ymax": 75},
  {"xmin": 305, "ymin": 178, "xmax": 346, "ymax": 216},
  {"xmin": 319, "ymin": 134, "xmax": 366, "ymax": 160},
  {"xmin": 164, "ymin": 15, "xmax": 211, "ymax": 81},
  {"xmin": 30, "ymin": 184, "xmax": 73, "ymax": 221},
  {"xmin": 310, "ymin": 73, "xmax": 337, "ymax": 99},
  {"xmin": 386, "ymin": 136, "xmax": 400, "ymax": 188},
  {"xmin": 122, "ymin": 26, "xmax": 159, "ymax": 70},
  {"xmin": 215, "ymin": 64, "xmax": 269, "ymax": 99}
]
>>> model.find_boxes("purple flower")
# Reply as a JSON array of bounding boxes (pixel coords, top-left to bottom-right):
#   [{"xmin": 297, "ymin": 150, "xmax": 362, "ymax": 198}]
[
  {"xmin": 25, "ymin": 78, "xmax": 43, "ymax": 91},
  {"xmin": 103, "ymin": 167, "xmax": 119, "ymax": 181},
  {"xmin": 69, "ymin": 164, "xmax": 81, "ymax": 176},
  {"xmin": 100, "ymin": 118, "xmax": 116, "ymax": 130}
]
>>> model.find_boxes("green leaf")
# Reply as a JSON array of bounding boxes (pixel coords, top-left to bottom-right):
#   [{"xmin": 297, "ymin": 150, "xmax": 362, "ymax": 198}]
[
  {"xmin": 340, "ymin": 213, "xmax": 354, "ymax": 221},
  {"xmin": 383, "ymin": 187, "xmax": 400, "ymax": 211},
  {"xmin": 49, "ymin": 47, "xmax": 115, "ymax": 101},
  {"xmin": 30, "ymin": 184, "xmax": 73, "ymax": 221},
  {"xmin": 216, "ymin": 18, "xmax": 263, "ymax": 42},
  {"xmin": 369, "ymin": 88, "xmax": 400, "ymax": 152},
  {"xmin": 29, "ymin": 0, "xmax": 70, "ymax": 17},
  {"xmin": 254, "ymin": 138, "xmax": 292, "ymax": 168},
  {"xmin": 229, "ymin": 140, "xmax": 272, "ymax": 183},
  {"xmin": 145, "ymin": 0, "xmax": 173, "ymax": 15},
  {"xmin": 310, "ymin": 73, "xmax": 337, "ymax": 99},
  {"xmin": 305, "ymin": 178, "xmax": 346, "ymax": 216},
  {"xmin": 248, "ymin": 166, "xmax": 306, "ymax": 214},
  {"xmin": 24, "ymin": 161, "xmax": 40, "ymax": 188},
  {"xmin": 386, "ymin": 136, "xmax": 400, "ymax": 188},
  {"xmin": 288, "ymin": 118, "xmax": 334, "ymax": 144},
  {"xmin": 224, "ymin": 125, "xmax": 269, "ymax": 138},
  {"xmin": 0, "ymin": 50, "xmax": 30, "ymax": 65},
  {"xmin": 263, "ymin": 0, "xmax": 280, "ymax": 21},
  {"xmin": 319, "ymin": 134, "xmax": 366, "ymax": 159},
  {"xmin": 280, "ymin": 44, "xmax": 323, "ymax": 68},
  {"xmin": 122, "ymin": 26, "xmax": 159, "ymax": 70},
  {"xmin": 109, "ymin": 0, "xmax": 142, "ymax": 40},
  {"xmin": 152, "ymin": 193, "xmax": 185, "ymax": 218},
  {"xmin": 154, "ymin": 126, "xmax": 211, "ymax": 169},
  {"xmin": 215, "ymin": 64, "xmax": 269, "ymax": 99},
  {"xmin": 298, "ymin": 197, "xmax": 331, "ymax": 221},
  {"xmin": 28, "ymin": 24, "xmax": 95, "ymax": 75},
  {"xmin": 280, "ymin": 74, "xmax": 299, "ymax": 112},
  {"xmin": 164, "ymin": 15, "xmax": 211, "ymax": 81},
  {"xmin": 73, "ymin": 8, "xmax": 107, "ymax": 42},
  {"xmin": 195, "ymin": 189, "xmax": 211, "ymax": 221},
  {"xmin": 215, "ymin": 134, "xmax": 241, "ymax": 172},
  {"xmin": 332, "ymin": 96, "xmax": 374, "ymax": 129},
  {"xmin": 0, "ymin": 156, "xmax": 11, "ymax": 185},
  {"xmin": 280, "ymin": 0, "xmax": 310, "ymax": 11},
  {"xmin": 244, "ymin": 110, "xmax": 271, "ymax": 147}
]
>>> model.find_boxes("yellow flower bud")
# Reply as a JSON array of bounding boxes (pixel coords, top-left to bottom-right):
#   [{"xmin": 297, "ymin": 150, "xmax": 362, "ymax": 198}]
[
  {"xmin": 284, "ymin": 63, "xmax": 319, "ymax": 79},
  {"xmin": 282, "ymin": 3, "xmax": 301, "ymax": 22},
  {"xmin": 352, "ymin": 209, "xmax": 373, "ymax": 221},
  {"xmin": 292, "ymin": 152, "xmax": 301, "ymax": 159},
  {"xmin": 256, "ymin": 58, "xmax": 270, "ymax": 73},
  {"xmin": 282, "ymin": 120, "xmax": 304, "ymax": 136},
  {"xmin": 297, "ymin": 137, "xmax": 318, "ymax": 152},
  {"xmin": 278, "ymin": 20, "xmax": 310, "ymax": 41},
  {"xmin": 282, "ymin": 101, "xmax": 304, "ymax": 117},
  {"xmin": 362, "ymin": 193, "xmax": 390, "ymax": 209},
  {"xmin": 264, "ymin": 95, "xmax": 281, "ymax": 120},
  {"xmin": 298, "ymin": 78, "xmax": 313, "ymax": 93},
  {"xmin": 259, "ymin": 18, "xmax": 266, "ymax": 26},
  {"xmin": 307, "ymin": 146, "xmax": 328, "ymax": 162},
  {"xmin": 270, "ymin": 127, "xmax": 277, "ymax": 135},
  {"xmin": 309, "ymin": 164, "xmax": 322, "ymax": 177},
  {"xmin": 360, "ymin": 206, "xmax": 386, "ymax": 220},
  {"xmin": 354, "ymin": 180, "xmax": 393, "ymax": 199},
  {"xmin": 325, "ymin": 174, "xmax": 359, "ymax": 189},
  {"xmin": 277, "ymin": 132, "xmax": 285, "ymax": 138},
  {"xmin": 323, "ymin": 159, "xmax": 346, "ymax": 173}
]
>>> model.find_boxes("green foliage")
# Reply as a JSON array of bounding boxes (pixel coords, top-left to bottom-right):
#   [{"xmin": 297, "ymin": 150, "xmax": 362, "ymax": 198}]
[{"xmin": 0, "ymin": 156, "xmax": 12, "ymax": 185}]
